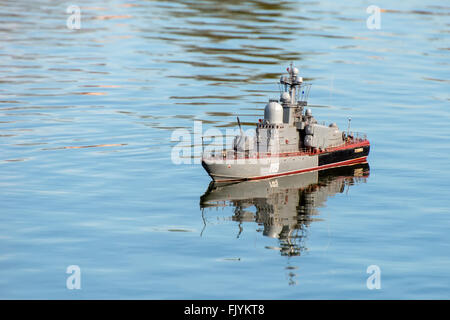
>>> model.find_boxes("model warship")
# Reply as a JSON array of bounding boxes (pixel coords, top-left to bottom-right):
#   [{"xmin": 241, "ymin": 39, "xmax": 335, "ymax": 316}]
[{"xmin": 202, "ymin": 64, "xmax": 370, "ymax": 182}]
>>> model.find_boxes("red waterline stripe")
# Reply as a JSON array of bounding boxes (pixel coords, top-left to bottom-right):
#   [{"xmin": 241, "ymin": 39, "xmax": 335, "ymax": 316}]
[{"xmin": 213, "ymin": 156, "xmax": 367, "ymax": 182}]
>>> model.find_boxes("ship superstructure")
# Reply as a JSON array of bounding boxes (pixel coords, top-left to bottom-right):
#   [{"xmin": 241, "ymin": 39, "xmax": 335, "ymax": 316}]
[{"xmin": 202, "ymin": 64, "xmax": 370, "ymax": 182}]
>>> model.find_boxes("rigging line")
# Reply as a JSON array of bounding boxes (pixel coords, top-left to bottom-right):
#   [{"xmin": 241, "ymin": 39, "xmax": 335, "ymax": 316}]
[{"xmin": 200, "ymin": 208, "xmax": 207, "ymax": 237}]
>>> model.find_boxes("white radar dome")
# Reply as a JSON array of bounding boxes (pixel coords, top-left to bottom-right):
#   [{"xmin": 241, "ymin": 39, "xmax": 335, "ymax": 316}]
[
  {"xmin": 280, "ymin": 92, "xmax": 290, "ymax": 102},
  {"xmin": 264, "ymin": 101, "xmax": 283, "ymax": 124}
]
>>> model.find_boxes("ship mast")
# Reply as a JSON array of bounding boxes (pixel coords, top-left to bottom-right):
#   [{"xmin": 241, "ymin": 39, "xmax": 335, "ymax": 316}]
[{"xmin": 280, "ymin": 62, "xmax": 303, "ymax": 107}]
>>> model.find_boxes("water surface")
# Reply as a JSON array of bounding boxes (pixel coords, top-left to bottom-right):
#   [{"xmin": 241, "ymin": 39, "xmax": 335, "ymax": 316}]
[{"xmin": 0, "ymin": 0, "xmax": 449, "ymax": 299}]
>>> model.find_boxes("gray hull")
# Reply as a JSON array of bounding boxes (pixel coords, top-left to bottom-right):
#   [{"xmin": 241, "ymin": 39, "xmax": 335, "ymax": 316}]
[
  {"xmin": 202, "ymin": 153, "xmax": 318, "ymax": 182},
  {"xmin": 202, "ymin": 142, "xmax": 370, "ymax": 182}
]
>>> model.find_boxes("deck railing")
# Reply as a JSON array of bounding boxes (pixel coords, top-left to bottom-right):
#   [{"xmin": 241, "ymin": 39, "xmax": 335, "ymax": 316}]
[
  {"xmin": 344, "ymin": 131, "xmax": 367, "ymax": 143},
  {"xmin": 201, "ymin": 132, "xmax": 368, "ymax": 160}
]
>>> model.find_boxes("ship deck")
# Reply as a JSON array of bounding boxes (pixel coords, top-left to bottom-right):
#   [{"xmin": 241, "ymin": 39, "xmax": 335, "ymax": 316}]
[{"xmin": 202, "ymin": 137, "xmax": 369, "ymax": 162}]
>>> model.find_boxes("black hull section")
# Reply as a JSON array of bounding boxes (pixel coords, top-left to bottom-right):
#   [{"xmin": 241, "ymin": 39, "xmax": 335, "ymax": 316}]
[{"xmin": 318, "ymin": 145, "xmax": 370, "ymax": 166}]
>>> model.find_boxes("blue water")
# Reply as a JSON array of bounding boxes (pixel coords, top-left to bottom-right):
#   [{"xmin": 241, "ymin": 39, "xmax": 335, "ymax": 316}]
[{"xmin": 0, "ymin": 0, "xmax": 449, "ymax": 299}]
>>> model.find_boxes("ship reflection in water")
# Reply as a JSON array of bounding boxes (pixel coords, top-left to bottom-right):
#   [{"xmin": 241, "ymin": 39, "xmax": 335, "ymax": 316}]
[{"xmin": 200, "ymin": 163, "xmax": 370, "ymax": 284}]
